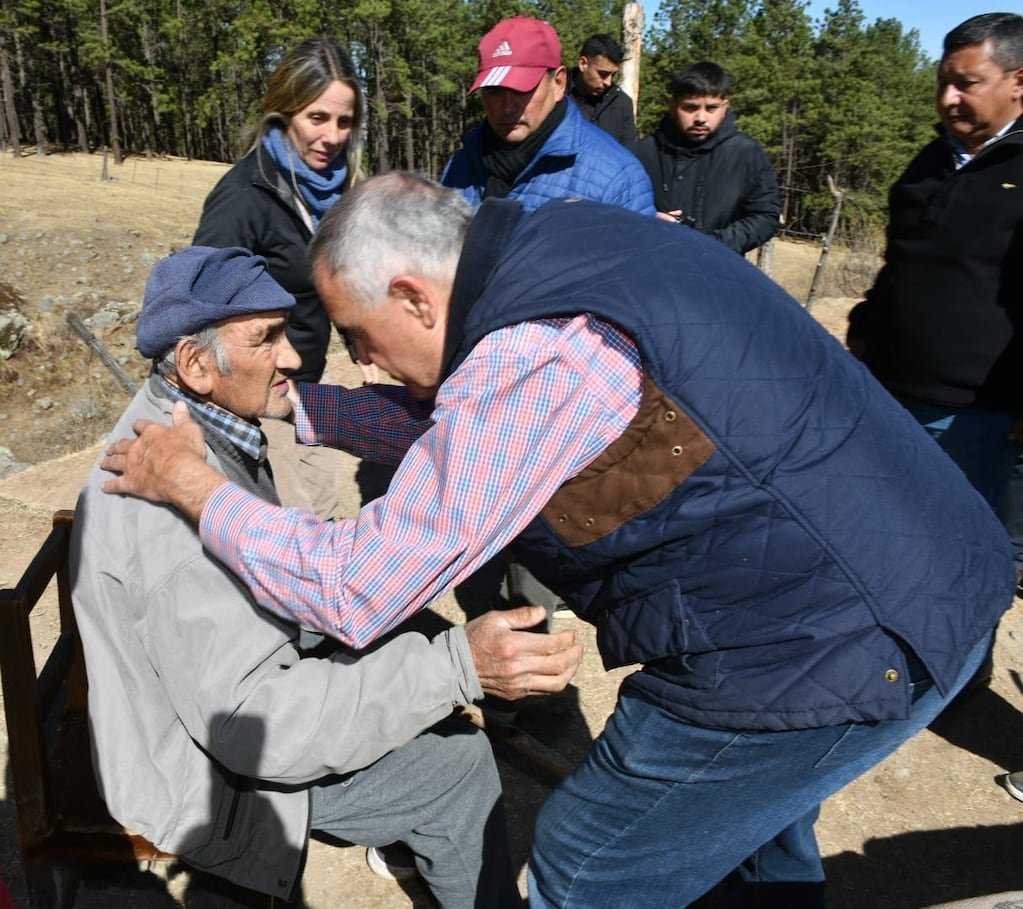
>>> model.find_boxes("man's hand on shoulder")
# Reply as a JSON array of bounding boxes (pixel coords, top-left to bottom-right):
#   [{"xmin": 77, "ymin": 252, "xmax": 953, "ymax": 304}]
[
  {"xmin": 101, "ymin": 400, "xmax": 227, "ymax": 524},
  {"xmin": 465, "ymin": 605, "xmax": 584, "ymax": 701}
]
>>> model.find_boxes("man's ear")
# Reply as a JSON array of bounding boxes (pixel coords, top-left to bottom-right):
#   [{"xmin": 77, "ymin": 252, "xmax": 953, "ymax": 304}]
[
  {"xmin": 390, "ymin": 275, "xmax": 439, "ymax": 329},
  {"xmin": 1011, "ymin": 66, "xmax": 1023, "ymax": 104},
  {"xmin": 553, "ymin": 65, "xmax": 568, "ymax": 99},
  {"xmin": 174, "ymin": 337, "xmax": 215, "ymax": 396}
]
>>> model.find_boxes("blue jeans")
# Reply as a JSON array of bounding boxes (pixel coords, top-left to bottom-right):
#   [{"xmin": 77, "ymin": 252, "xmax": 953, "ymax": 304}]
[
  {"xmin": 895, "ymin": 397, "xmax": 1018, "ymax": 511},
  {"xmin": 528, "ymin": 634, "xmax": 993, "ymax": 908},
  {"xmin": 1001, "ymin": 454, "xmax": 1023, "ymax": 572}
]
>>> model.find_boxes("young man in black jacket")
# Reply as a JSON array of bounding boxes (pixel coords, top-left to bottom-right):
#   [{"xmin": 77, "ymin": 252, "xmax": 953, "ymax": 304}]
[
  {"xmin": 631, "ymin": 62, "xmax": 781, "ymax": 254},
  {"xmin": 567, "ymin": 34, "xmax": 637, "ymax": 144}
]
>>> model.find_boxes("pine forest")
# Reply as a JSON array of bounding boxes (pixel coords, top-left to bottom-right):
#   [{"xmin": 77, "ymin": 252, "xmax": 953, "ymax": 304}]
[{"xmin": 0, "ymin": 0, "xmax": 939, "ymax": 241}]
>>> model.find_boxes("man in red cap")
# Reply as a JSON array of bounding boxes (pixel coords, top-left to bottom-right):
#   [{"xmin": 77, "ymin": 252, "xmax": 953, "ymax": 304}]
[
  {"xmin": 441, "ymin": 15, "xmax": 653, "ymax": 214},
  {"xmin": 442, "ymin": 15, "xmax": 654, "ymax": 636}
]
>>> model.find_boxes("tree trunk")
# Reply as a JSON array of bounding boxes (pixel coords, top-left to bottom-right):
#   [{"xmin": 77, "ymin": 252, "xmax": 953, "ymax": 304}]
[
  {"xmin": 427, "ymin": 91, "xmax": 437, "ymax": 179},
  {"xmin": 100, "ymin": 0, "xmax": 122, "ymax": 164},
  {"xmin": 782, "ymin": 109, "xmax": 798, "ymax": 227},
  {"xmin": 63, "ymin": 10, "xmax": 90, "ymax": 153},
  {"xmin": 31, "ymin": 80, "xmax": 46, "ymax": 156},
  {"xmin": 403, "ymin": 89, "xmax": 414, "ymax": 170},
  {"xmin": 0, "ymin": 34, "xmax": 20, "ymax": 156},
  {"xmin": 370, "ymin": 24, "xmax": 390, "ymax": 172},
  {"xmin": 620, "ymin": 2, "xmax": 644, "ymax": 115},
  {"xmin": 141, "ymin": 20, "xmax": 161, "ymax": 156}
]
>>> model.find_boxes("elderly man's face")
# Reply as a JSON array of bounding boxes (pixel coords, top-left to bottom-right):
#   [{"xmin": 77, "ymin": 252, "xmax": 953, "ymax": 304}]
[
  {"xmin": 316, "ymin": 267, "xmax": 448, "ymax": 400},
  {"xmin": 481, "ymin": 67, "xmax": 567, "ymax": 144},
  {"xmin": 937, "ymin": 40, "xmax": 1023, "ymax": 154},
  {"xmin": 205, "ymin": 312, "xmax": 300, "ymax": 421}
]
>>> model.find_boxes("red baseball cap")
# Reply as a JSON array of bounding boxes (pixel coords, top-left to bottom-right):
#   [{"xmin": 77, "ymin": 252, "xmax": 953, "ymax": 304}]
[{"xmin": 469, "ymin": 16, "xmax": 562, "ymax": 94}]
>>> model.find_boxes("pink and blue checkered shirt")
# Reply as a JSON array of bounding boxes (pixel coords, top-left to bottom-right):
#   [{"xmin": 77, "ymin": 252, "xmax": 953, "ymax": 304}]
[{"xmin": 200, "ymin": 314, "xmax": 642, "ymax": 647}]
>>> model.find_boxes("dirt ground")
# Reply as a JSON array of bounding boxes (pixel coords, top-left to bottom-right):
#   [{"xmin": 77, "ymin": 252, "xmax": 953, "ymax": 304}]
[{"xmin": 0, "ymin": 153, "xmax": 1021, "ymax": 908}]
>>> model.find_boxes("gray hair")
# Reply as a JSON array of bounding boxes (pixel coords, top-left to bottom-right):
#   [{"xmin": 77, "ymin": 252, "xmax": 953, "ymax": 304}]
[
  {"xmin": 943, "ymin": 13, "xmax": 1023, "ymax": 70},
  {"xmin": 308, "ymin": 171, "xmax": 473, "ymax": 309},
  {"xmin": 154, "ymin": 324, "xmax": 232, "ymax": 379}
]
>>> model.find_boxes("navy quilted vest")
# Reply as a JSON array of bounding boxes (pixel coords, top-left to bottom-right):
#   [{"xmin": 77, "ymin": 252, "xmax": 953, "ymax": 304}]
[{"xmin": 444, "ymin": 198, "xmax": 1014, "ymax": 731}]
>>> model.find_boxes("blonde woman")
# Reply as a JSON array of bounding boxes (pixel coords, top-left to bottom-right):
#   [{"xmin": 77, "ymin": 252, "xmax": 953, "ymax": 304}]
[{"xmin": 195, "ymin": 37, "xmax": 372, "ymax": 383}]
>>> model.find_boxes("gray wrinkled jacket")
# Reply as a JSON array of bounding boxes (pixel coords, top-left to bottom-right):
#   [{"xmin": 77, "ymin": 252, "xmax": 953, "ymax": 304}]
[{"xmin": 70, "ymin": 377, "xmax": 483, "ymax": 898}]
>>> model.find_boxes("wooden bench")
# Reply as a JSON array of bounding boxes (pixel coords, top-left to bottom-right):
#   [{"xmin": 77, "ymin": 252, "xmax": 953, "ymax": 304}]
[{"xmin": 0, "ymin": 510, "xmax": 172, "ymax": 908}]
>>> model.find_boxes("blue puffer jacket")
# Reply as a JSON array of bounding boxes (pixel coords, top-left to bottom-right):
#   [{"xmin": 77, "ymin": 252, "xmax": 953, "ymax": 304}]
[
  {"xmin": 441, "ymin": 101, "xmax": 655, "ymax": 214},
  {"xmin": 444, "ymin": 198, "xmax": 1014, "ymax": 731}
]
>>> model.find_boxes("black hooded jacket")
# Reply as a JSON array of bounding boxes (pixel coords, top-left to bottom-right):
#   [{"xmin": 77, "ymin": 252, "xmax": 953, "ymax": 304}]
[
  {"xmin": 631, "ymin": 109, "xmax": 780, "ymax": 254},
  {"xmin": 847, "ymin": 118, "xmax": 1023, "ymax": 411},
  {"xmin": 567, "ymin": 75, "xmax": 637, "ymax": 145}
]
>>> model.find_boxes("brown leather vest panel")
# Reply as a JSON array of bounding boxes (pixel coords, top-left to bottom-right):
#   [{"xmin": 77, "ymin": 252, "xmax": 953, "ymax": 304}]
[{"xmin": 541, "ymin": 373, "xmax": 717, "ymax": 547}]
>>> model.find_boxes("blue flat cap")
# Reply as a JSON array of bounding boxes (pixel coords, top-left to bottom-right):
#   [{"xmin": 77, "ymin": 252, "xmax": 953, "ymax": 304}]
[{"xmin": 136, "ymin": 246, "xmax": 295, "ymax": 358}]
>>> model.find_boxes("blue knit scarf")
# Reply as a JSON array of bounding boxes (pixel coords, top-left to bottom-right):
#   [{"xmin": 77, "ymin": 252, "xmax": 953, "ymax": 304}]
[{"xmin": 261, "ymin": 126, "xmax": 348, "ymax": 227}]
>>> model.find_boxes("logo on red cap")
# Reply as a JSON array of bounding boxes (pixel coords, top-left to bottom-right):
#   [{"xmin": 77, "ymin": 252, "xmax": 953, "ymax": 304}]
[{"xmin": 469, "ymin": 16, "xmax": 562, "ymax": 94}]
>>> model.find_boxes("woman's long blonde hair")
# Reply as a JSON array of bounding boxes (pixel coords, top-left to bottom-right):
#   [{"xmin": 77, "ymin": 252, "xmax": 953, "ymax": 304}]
[{"xmin": 243, "ymin": 37, "xmax": 364, "ymax": 189}]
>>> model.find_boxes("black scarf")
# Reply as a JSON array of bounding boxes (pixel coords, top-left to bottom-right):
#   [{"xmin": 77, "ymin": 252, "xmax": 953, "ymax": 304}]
[{"xmin": 480, "ymin": 98, "xmax": 569, "ymax": 199}]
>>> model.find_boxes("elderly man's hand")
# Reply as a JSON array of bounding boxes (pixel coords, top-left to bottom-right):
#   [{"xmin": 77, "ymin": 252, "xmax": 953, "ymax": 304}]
[
  {"xmin": 101, "ymin": 401, "xmax": 227, "ymax": 523},
  {"xmin": 465, "ymin": 605, "xmax": 584, "ymax": 701}
]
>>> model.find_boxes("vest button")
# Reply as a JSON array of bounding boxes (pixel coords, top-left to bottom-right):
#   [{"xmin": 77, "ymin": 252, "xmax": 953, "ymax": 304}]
[
  {"xmin": 584, "ymin": 517, "xmax": 595, "ymax": 527},
  {"xmin": 884, "ymin": 669, "xmax": 900, "ymax": 683},
  {"xmin": 672, "ymin": 445, "xmax": 684, "ymax": 456},
  {"xmin": 665, "ymin": 410, "xmax": 677, "ymax": 422},
  {"xmin": 558, "ymin": 514, "xmax": 568, "ymax": 523}
]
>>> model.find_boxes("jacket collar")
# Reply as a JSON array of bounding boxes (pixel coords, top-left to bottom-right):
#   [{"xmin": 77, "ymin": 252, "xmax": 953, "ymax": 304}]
[
  {"xmin": 441, "ymin": 198, "xmax": 525, "ymax": 377},
  {"xmin": 655, "ymin": 108, "xmax": 738, "ymax": 156},
  {"xmin": 462, "ymin": 101, "xmax": 583, "ymax": 191},
  {"xmin": 568, "ymin": 74, "xmax": 621, "ymax": 115},
  {"xmin": 935, "ymin": 113, "xmax": 1023, "ymax": 166}
]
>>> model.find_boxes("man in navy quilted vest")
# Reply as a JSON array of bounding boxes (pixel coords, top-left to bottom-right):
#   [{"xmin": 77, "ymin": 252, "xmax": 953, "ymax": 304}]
[{"xmin": 101, "ymin": 173, "xmax": 1014, "ymax": 909}]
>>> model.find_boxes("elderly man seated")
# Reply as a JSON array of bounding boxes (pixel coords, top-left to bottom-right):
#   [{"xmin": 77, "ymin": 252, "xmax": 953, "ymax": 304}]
[{"xmin": 70, "ymin": 246, "xmax": 577, "ymax": 906}]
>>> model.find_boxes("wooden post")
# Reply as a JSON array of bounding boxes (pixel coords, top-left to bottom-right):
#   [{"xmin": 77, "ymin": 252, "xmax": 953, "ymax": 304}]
[
  {"xmin": 620, "ymin": 3, "xmax": 644, "ymax": 114},
  {"xmin": 65, "ymin": 312, "xmax": 137, "ymax": 395},
  {"xmin": 805, "ymin": 175, "xmax": 844, "ymax": 313}
]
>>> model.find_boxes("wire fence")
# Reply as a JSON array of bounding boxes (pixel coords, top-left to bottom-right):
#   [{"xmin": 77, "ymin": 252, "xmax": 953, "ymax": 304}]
[{"xmin": 0, "ymin": 147, "xmax": 228, "ymax": 200}]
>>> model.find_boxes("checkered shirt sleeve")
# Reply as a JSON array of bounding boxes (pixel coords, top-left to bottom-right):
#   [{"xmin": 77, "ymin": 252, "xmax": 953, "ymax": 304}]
[{"xmin": 200, "ymin": 315, "xmax": 642, "ymax": 647}]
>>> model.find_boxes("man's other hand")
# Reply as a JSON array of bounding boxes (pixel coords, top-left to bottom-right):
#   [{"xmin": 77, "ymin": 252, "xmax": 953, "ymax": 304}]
[
  {"xmin": 101, "ymin": 400, "xmax": 226, "ymax": 523},
  {"xmin": 465, "ymin": 605, "xmax": 584, "ymax": 701}
]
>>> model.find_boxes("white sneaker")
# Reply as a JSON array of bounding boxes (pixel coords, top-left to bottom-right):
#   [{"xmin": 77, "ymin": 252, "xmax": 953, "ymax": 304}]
[
  {"xmin": 1004, "ymin": 771, "xmax": 1023, "ymax": 803},
  {"xmin": 366, "ymin": 844, "xmax": 418, "ymax": 881}
]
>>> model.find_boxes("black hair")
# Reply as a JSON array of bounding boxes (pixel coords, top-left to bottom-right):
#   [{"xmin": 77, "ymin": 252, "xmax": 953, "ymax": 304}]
[
  {"xmin": 579, "ymin": 34, "xmax": 624, "ymax": 65},
  {"xmin": 943, "ymin": 13, "xmax": 1023, "ymax": 69},
  {"xmin": 670, "ymin": 61, "xmax": 729, "ymax": 99}
]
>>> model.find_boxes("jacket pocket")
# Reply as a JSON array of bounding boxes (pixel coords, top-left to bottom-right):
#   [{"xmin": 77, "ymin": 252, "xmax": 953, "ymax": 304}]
[{"xmin": 596, "ymin": 578, "xmax": 711, "ymax": 669}]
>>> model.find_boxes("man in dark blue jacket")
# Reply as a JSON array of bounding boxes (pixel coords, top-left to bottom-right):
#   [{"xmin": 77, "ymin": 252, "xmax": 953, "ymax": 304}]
[
  {"xmin": 101, "ymin": 174, "xmax": 1014, "ymax": 909},
  {"xmin": 443, "ymin": 14, "xmax": 653, "ymax": 629}
]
